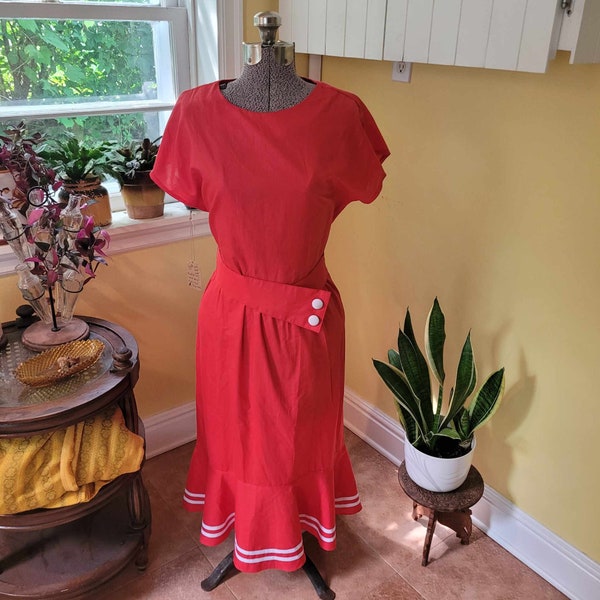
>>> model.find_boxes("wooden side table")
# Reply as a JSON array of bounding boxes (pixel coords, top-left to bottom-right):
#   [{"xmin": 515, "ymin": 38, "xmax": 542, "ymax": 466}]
[
  {"xmin": 0, "ymin": 316, "xmax": 151, "ymax": 599},
  {"xmin": 398, "ymin": 462, "xmax": 484, "ymax": 566}
]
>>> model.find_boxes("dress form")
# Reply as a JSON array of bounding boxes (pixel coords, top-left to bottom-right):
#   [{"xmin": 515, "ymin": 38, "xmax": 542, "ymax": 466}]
[
  {"xmin": 221, "ymin": 11, "xmax": 315, "ymax": 112},
  {"xmin": 204, "ymin": 15, "xmax": 336, "ymax": 600}
]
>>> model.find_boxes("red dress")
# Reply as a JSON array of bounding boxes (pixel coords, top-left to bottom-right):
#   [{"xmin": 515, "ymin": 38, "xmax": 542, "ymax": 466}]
[{"xmin": 151, "ymin": 80, "xmax": 389, "ymax": 573}]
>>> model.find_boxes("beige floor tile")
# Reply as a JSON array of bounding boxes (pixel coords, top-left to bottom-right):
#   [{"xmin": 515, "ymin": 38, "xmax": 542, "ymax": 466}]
[
  {"xmin": 362, "ymin": 574, "xmax": 426, "ymax": 599},
  {"xmin": 341, "ymin": 430, "xmax": 453, "ymax": 571},
  {"xmin": 99, "ymin": 549, "xmax": 236, "ymax": 600},
  {"xmin": 310, "ymin": 518, "xmax": 414, "ymax": 600},
  {"xmin": 399, "ymin": 528, "xmax": 568, "ymax": 600}
]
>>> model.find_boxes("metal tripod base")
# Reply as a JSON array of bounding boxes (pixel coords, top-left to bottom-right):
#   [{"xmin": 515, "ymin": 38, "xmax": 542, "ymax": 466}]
[{"xmin": 200, "ymin": 550, "xmax": 335, "ymax": 599}]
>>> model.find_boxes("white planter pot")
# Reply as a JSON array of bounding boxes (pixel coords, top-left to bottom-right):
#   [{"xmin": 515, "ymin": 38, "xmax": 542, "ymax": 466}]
[{"xmin": 404, "ymin": 437, "xmax": 476, "ymax": 492}]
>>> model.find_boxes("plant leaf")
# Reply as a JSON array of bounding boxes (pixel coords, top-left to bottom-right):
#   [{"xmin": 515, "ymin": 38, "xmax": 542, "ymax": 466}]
[
  {"xmin": 435, "ymin": 427, "xmax": 462, "ymax": 440},
  {"xmin": 398, "ymin": 309, "xmax": 433, "ymax": 426},
  {"xmin": 401, "ymin": 308, "xmax": 416, "ymax": 347},
  {"xmin": 373, "ymin": 359, "xmax": 427, "ymax": 440},
  {"xmin": 468, "ymin": 368, "xmax": 506, "ymax": 433},
  {"xmin": 441, "ymin": 332, "xmax": 477, "ymax": 429},
  {"xmin": 454, "ymin": 407, "xmax": 471, "ymax": 440},
  {"xmin": 394, "ymin": 400, "xmax": 420, "ymax": 446},
  {"xmin": 387, "ymin": 348, "xmax": 402, "ymax": 370},
  {"xmin": 425, "ymin": 297, "xmax": 445, "ymax": 385}
]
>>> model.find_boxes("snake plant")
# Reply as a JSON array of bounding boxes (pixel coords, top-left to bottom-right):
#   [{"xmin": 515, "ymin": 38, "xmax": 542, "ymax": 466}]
[{"xmin": 373, "ymin": 298, "xmax": 505, "ymax": 458}]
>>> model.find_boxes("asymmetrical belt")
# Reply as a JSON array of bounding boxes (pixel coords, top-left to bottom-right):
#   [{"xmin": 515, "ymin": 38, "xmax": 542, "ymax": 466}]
[{"xmin": 212, "ymin": 254, "xmax": 331, "ymax": 334}]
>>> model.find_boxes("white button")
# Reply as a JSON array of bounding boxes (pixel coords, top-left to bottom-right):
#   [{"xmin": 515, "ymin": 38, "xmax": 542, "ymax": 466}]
[
  {"xmin": 311, "ymin": 298, "xmax": 324, "ymax": 310},
  {"xmin": 308, "ymin": 315, "xmax": 320, "ymax": 327}
]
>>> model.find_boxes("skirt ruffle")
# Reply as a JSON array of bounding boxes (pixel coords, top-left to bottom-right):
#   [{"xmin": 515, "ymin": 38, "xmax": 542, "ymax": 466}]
[{"xmin": 183, "ymin": 446, "xmax": 361, "ymax": 573}]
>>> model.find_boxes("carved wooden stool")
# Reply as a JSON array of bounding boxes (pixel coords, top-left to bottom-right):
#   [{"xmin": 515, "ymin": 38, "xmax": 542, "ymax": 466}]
[{"xmin": 398, "ymin": 462, "xmax": 484, "ymax": 566}]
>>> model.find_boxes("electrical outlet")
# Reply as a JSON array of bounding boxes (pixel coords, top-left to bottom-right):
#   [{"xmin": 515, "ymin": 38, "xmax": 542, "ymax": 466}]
[{"xmin": 392, "ymin": 61, "xmax": 412, "ymax": 83}]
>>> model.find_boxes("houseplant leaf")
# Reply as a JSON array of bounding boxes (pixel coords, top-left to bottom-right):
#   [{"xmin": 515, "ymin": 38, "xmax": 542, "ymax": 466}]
[
  {"xmin": 425, "ymin": 297, "xmax": 445, "ymax": 386},
  {"xmin": 468, "ymin": 368, "xmax": 506, "ymax": 433},
  {"xmin": 441, "ymin": 332, "xmax": 477, "ymax": 429},
  {"xmin": 372, "ymin": 359, "xmax": 427, "ymax": 441},
  {"xmin": 397, "ymin": 309, "xmax": 433, "ymax": 427}
]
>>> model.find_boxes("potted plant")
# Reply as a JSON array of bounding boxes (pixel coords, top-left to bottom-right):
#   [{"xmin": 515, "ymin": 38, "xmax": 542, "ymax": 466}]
[
  {"xmin": 38, "ymin": 135, "xmax": 114, "ymax": 226},
  {"xmin": 373, "ymin": 298, "xmax": 505, "ymax": 492},
  {"xmin": 107, "ymin": 137, "xmax": 164, "ymax": 219},
  {"xmin": 0, "ymin": 121, "xmax": 57, "ymax": 214}
]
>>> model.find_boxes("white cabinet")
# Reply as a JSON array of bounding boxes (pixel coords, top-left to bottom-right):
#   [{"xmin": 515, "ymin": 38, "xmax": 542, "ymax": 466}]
[
  {"xmin": 279, "ymin": 0, "xmax": 599, "ymax": 74},
  {"xmin": 559, "ymin": 0, "xmax": 600, "ymax": 64}
]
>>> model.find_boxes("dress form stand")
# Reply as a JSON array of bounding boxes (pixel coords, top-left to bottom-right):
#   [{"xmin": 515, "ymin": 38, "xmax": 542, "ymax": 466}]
[{"xmin": 203, "ymin": 11, "xmax": 335, "ymax": 600}]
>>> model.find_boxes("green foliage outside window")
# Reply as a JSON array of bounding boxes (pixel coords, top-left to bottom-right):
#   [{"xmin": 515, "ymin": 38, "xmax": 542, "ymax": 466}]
[{"xmin": 0, "ymin": 18, "xmax": 158, "ymax": 146}]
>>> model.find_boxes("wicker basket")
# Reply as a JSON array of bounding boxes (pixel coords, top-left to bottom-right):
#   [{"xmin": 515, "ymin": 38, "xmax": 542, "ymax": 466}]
[{"xmin": 15, "ymin": 339, "xmax": 105, "ymax": 387}]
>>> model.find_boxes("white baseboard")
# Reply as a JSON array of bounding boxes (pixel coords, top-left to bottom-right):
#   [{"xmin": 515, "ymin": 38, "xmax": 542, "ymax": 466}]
[
  {"xmin": 142, "ymin": 401, "xmax": 197, "ymax": 459},
  {"xmin": 343, "ymin": 388, "xmax": 600, "ymax": 600}
]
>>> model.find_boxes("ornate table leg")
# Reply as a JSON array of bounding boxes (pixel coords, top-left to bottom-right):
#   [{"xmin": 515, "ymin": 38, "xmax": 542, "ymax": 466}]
[
  {"xmin": 127, "ymin": 473, "xmax": 152, "ymax": 571},
  {"xmin": 413, "ymin": 502, "xmax": 474, "ymax": 566},
  {"xmin": 437, "ymin": 508, "xmax": 473, "ymax": 545},
  {"xmin": 421, "ymin": 508, "xmax": 438, "ymax": 566}
]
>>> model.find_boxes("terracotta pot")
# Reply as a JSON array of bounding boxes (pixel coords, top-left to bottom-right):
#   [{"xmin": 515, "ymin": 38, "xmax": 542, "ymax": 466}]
[
  {"xmin": 121, "ymin": 171, "xmax": 165, "ymax": 219},
  {"xmin": 58, "ymin": 178, "xmax": 112, "ymax": 227},
  {"xmin": 404, "ymin": 437, "xmax": 476, "ymax": 492}
]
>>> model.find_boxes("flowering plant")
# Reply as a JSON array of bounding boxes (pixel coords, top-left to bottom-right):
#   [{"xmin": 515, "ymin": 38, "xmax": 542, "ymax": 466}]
[
  {"xmin": 0, "ymin": 190, "xmax": 109, "ymax": 330},
  {"xmin": 0, "ymin": 121, "xmax": 59, "ymax": 212},
  {"xmin": 26, "ymin": 199, "xmax": 110, "ymax": 287}
]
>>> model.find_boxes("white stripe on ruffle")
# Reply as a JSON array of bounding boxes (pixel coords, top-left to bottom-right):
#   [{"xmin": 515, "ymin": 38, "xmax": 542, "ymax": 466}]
[
  {"xmin": 299, "ymin": 514, "xmax": 336, "ymax": 543},
  {"xmin": 335, "ymin": 492, "xmax": 361, "ymax": 509},
  {"xmin": 234, "ymin": 540, "xmax": 305, "ymax": 564},
  {"xmin": 201, "ymin": 513, "xmax": 236, "ymax": 538},
  {"xmin": 183, "ymin": 489, "xmax": 206, "ymax": 505}
]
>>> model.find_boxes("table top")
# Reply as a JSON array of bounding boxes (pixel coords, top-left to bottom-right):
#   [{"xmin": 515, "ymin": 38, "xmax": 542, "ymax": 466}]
[
  {"xmin": 398, "ymin": 462, "xmax": 484, "ymax": 511},
  {"xmin": 0, "ymin": 316, "xmax": 138, "ymax": 436}
]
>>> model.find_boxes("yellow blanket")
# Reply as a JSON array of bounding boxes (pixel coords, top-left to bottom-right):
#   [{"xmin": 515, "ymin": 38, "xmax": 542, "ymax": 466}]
[{"xmin": 0, "ymin": 407, "xmax": 144, "ymax": 514}]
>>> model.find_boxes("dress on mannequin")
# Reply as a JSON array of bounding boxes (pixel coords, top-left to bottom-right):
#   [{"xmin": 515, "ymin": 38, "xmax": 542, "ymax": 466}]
[{"xmin": 151, "ymin": 13, "xmax": 389, "ymax": 584}]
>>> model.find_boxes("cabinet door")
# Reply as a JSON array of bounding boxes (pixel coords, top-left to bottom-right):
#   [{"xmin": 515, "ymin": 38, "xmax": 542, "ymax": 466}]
[
  {"xmin": 559, "ymin": 0, "xmax": 600, "ymax": 64},
  {"xmin": 280, "ymin": 0, "xmax": 564, "ymax": 73}
]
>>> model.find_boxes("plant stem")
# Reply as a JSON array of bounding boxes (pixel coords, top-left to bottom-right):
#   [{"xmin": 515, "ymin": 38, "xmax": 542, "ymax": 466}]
[{"xmin": 48, "ymin": 285, "xmax": 60, "ymax": 331}]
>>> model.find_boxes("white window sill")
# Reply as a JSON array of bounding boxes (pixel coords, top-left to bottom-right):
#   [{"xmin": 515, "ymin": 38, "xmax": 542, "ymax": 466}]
[{"xmin": 0, "ymin": 203, "xmax": 211, "ymax": 278}]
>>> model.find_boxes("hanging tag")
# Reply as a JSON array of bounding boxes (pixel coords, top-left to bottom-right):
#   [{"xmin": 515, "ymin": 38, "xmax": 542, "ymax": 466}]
[{"xmin": 187, "ymin": 260, "xmax": 202, "ymax": 290}]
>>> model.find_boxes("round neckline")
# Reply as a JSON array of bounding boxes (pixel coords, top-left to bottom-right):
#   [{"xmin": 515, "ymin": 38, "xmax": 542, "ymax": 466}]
[{"xmin": 214, "ymin": 78, "xmax": 323, "ymax": 115}]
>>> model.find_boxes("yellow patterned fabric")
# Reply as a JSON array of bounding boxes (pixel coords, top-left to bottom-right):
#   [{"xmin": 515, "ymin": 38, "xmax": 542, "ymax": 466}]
[{"xmin": 0, "ymin": 407, "xmax": 144, "ymax": 514}]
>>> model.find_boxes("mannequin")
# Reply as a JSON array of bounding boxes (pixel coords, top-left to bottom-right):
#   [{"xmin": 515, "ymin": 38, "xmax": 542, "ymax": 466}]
[
  {"xmin": 220, "ymin": 11, "xmax": 315, "ymax": 112},
  {"xmin": 202, "ymin": 16, "xmax": 335, "ymax": 599}
]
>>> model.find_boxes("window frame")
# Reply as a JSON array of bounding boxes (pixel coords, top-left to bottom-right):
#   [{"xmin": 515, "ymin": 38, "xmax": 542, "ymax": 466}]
[{"xmin": 0, "ymin": 0, "xmax": 243, "ymax": 277}]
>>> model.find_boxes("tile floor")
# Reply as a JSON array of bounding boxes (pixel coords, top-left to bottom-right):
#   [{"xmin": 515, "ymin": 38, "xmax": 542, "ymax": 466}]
[{"xmin": 90, "ymin": 431, "xmax": 567, "ymax": 599}]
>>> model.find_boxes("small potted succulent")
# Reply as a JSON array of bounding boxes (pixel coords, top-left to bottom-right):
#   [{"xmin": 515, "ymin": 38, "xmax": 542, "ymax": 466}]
[
  {"xmin": 373, "ymin": 298, "xmax": 505, "ymax": 492},
  {"xmin": 38, "ymin": 135, "xmax": 114, "ymax": 226},
  {"xmin": 107, "ymin": 137, "xmax": 164, "ymax": 219}
]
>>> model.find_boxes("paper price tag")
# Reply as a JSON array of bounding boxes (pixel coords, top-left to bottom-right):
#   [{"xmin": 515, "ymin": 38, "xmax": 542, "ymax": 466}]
[{"xmin": 187, "ymin": 260, "xmax": 202, "ymax": 290}]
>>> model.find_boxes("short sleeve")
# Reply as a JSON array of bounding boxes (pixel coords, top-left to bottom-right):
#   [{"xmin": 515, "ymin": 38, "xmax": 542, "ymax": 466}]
[
  {"xmin": 150, "ymin": 89, "xmax": 207, "ymax": 211},
  {"xmin": 332, "ymin": 93, "xmax": 390, "ymax": 215}
]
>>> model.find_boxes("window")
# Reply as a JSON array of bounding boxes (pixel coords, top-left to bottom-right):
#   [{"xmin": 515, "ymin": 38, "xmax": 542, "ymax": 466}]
[
  {"xmin": 0, "ymin": 0, "xmax": 241, "ymax": 276},
  {"xmin": 0, "ymin": 1, "xmax": 195, "ymax": 208},
  {"xmin": 0, "ymin": 1, "xmax": 191, "ymax": 141}
]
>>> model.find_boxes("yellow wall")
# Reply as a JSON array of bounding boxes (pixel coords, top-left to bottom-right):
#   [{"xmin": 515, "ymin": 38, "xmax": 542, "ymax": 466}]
[{"xmin": 322, "ymin": 52, "xmax": 600, "ymax": 562}]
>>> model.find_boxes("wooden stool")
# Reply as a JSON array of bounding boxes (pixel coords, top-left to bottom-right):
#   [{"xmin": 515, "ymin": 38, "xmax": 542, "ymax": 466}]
[{"xmin": 398, "ymin": 462, "xmax": 484, "ymax": 566}]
